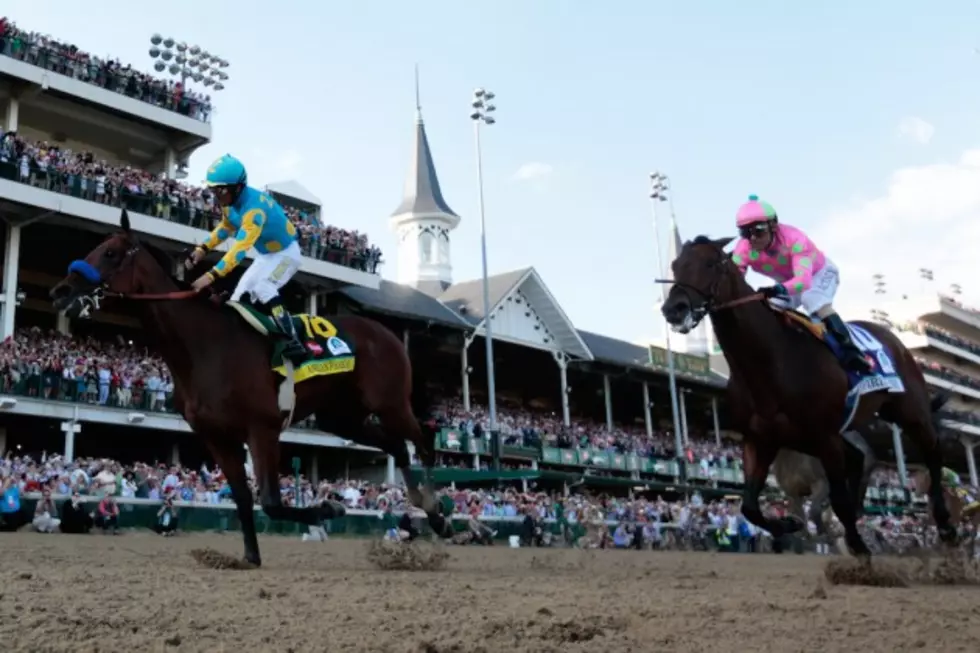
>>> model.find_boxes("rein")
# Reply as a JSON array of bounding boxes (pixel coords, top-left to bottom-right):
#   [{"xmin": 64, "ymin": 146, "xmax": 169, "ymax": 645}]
[
  {"xmin": 654, "ymin": 277, "xmax": 765, "ymax": 314},
  {"xmin": 102, "ymin": 289, "xmax": 202, "ymax": 301}
]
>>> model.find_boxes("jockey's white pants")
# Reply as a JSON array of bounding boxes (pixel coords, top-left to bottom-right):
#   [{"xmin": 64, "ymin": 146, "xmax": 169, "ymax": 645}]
[
  {"xmin": 769, "ymin": 258, "xmax": 840, "ymax": 315},
  {"xmin": 231, "ymin": 241, "xmax": 302, "ymax": 305}
]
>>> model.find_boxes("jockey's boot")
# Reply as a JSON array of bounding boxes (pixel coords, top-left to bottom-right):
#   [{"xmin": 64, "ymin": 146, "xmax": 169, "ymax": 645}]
[
  {"xmin": 822, "ymin": 312, "xmax": 872, "ymax": 375},
  {"xmin": 267, "ymin": 299, "xmax": 308, "ymax": 364}
]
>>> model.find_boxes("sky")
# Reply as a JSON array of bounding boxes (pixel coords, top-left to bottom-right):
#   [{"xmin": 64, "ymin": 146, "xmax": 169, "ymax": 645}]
[{"xmin": 11, "ymin": 1, "xmax": 980, "ymax": 346}]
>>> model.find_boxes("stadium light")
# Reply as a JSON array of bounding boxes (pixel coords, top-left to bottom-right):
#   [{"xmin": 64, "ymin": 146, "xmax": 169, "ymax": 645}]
[
  {"xmin": 950, "ymin": 283, "xmax": 963, "ymax": 296},
  {"xmin": 919, "ymin": 268, "xmax": 934, "ymax": 282},
  {"xmin": 149, "ymin": 34, "xmax": 231, "ymax": 92},
  {"xmin": 470, "ymin": 87, "xmax": 500, "ymax": 470},
  {"xmin": 648, "ymin": 170, "xmax": 685, "ymax": 470}
]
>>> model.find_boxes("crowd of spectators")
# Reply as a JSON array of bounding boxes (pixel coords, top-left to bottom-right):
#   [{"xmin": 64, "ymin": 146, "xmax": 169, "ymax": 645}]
[
  {"xmin": 432, "ymin": 397, "xmax": 743, "ymax": 471},
  {"xmin": 0, "ymin": 449, "xmax": 913, "ymax": 518},
  {"xmin": 2, "ymin": 327, "xmax": 979, "ymax": 458},
  {"xmin": 0, "ymin": 450, "xmax": 935, "ymax": 552},
  {"xmin": 0, "ymin": 17, "xmax": 211, "ymax": 121},
  {"xmin": 0, "ymin": 129, "xmax": 383, "ymax": 273}
]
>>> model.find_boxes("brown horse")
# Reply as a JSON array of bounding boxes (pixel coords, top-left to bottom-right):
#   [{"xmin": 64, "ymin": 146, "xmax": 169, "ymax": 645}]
[
  {"xmin": 50, "ymin": 209, "xmax": 452, "ymax": 566},
  {"xmin": 660, "ymin": 235, "xmax": 956, "ymax": 558}
]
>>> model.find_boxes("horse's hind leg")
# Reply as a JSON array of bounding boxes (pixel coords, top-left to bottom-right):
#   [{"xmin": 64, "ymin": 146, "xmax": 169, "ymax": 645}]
[
  {"xmin": 818, "ymin": 436, "xmax": 871, "ymax": 558},
  {"xmin": 247, "ymin": 424, "xmax": 345, "ymax": 528},
  {"xmin": 373, "ymin": 404, "xmax": 453, "ymax": 539},
  {"xmin": 884, "ymin": 400, "xmax": 956, "ymax": 544}
]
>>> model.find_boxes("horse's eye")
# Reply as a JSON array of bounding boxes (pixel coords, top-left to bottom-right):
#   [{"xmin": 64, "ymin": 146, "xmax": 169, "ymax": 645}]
[{"xmin": 104, "ymin": 250, "xmax": 116, "ymax": 260}]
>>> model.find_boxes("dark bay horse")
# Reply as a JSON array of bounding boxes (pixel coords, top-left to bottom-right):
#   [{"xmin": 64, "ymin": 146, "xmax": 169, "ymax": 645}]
[
  {"xmin": 660, "ymin": 235, "xmax": 956, "ymax": 558},
  {"xmin": 50, "ymin": 209, "xmax": 451, "ymax": 566}
]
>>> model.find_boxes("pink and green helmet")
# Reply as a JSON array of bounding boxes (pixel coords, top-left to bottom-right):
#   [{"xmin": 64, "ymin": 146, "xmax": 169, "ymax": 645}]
[{"xmin": 735, "ymin": 194, "xmax": 777, "ymax": 227}]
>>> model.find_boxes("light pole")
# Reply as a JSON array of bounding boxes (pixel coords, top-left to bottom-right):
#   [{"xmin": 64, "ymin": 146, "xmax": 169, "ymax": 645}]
[
  {"xmin": 148, "ymin": 34, "xmax": 230, "ymax": 128},
  {"xmin": 149, "ymin": 34, "xmax": 230, "ymax": 91},
  {"xmin": 470, "ymin": 87, "xmax": 500, "ymax": 471},
  {"xmin": 649, "ymin": 171, "xmax": 685, "ymax": 479}
]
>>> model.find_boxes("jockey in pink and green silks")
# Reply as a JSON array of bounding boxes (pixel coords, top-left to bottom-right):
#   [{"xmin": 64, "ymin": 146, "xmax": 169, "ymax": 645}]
[{"xmin": 730, "ymin": 194, "xmax": 871, "ymax": 374}]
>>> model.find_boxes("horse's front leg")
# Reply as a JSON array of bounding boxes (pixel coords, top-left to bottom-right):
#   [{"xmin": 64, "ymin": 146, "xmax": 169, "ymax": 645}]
[{"xmin": 741, "ymin": 440, "xmax": 803, "ymax": 538}]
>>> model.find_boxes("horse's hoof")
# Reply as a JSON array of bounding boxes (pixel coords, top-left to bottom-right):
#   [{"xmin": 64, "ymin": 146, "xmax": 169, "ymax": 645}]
[
  {"xmin": 777, "ymin": 516, "xmax": 805, "ymax": 534},
  {"xmin": 938, "ymin": 524, "xmax": 959, "ymax": 546}
]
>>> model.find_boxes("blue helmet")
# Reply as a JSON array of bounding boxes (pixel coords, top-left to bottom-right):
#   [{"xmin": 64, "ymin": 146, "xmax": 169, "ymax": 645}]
[{"xmin": 204, "ymin": 154, "xmax": 247, "ymax": 187}]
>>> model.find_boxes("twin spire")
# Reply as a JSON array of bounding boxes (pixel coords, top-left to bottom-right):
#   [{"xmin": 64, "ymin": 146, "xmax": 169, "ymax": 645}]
[{"xmin": 389, "ymin": 65, "xmax": 458, "ymax": 221}]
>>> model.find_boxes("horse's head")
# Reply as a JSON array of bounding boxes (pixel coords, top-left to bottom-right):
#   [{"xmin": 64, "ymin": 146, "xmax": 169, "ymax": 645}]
[
  {"xmin": 50, "ymin": 209, "xmax": 164, "ymax": 318},
  {"xmin": 660, "ymin": 235, "xmax": 738, "ymax": 333}
]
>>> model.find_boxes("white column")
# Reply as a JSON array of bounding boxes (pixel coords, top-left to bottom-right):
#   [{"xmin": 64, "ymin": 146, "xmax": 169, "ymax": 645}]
[
  {"xmin": 964, "ymin": 439, "xmax": 978, "ymax": 488},
  {"xmin": 163, "ymin": 147, "xmax": 177, "ymax": 179},
  {"xmin": 306, "ymin": 293, "xmax": 318, "ymax": 316},
  {"xmin": 679, "ymin": 389, "xmax": 690, "ymax": 446},
  {"xmin": 2, "ymin": 224, "xmax": 21, "ymax": 340},
  {"xmin": 4, "ymin": 97, "xmax": 18, "ymax": 132},
  {"xmin": 61, "ymin": 420, "xmax": 80, "ymax": 462},
  {"xmin": 553, "ymin": 353, "xmax": 571, "ymax": 427},
  {"xmin": 603, "ymin": 374, "xmax": 613, "ymax": 430},
  {"xmin": 386, "ymin": 455, "xmax": 396, "ymax": 484},
  {"xmin": 461, "ymin": 345, "xmax": 471, "ymax": 411},
  {"xmin": 56, "ymin": 313, "xmax": 70, "ymax": 335},
  {"xmin": 403, "ymin": 328, "xmax": 410, "ymax": 351},
  {"xmin": 642, "ymin": 382, "xmax": 653, "ymax": 439},
  {"xmin": 0, "ymin": 427, "xmax": 6, "ymax": 456},
  {"xmin": 891, "ymin": 424, "xmax": 907, "ymax": 487},
  {"xmin": 170, "ymin": 443, "xmax": 180, "ymax": 466},
  {"xmin": 711, "ymin": 396, "xmax": 721, "ymax": 446}
]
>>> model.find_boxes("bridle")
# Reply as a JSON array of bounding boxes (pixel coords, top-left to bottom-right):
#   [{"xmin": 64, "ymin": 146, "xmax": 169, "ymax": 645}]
[
  {"xmin": 655, "ymin": 246, "xmax": 764, "ymax": 328},
  {"xmin": 67, "ymin": 240, "xmax": 201, "ymax": 318}
]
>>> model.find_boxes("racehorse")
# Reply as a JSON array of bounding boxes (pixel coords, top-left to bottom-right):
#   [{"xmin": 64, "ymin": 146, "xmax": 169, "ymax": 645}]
[
  {"xmin": 49, "ymin": 209, "xmax": 452, "ymax": 566},
  {"xmin": 660, "ymin": 235, "xmax": 957, "ymax": 558}
]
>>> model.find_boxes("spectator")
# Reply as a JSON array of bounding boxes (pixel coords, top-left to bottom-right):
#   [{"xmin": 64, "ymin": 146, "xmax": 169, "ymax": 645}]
[
  {"xmin": 95, "ymin": 494, "xmax": 119, "ymax": 534},
  {"xmin": 0, "ymin": 129, "xmax": 384, "ymax": 273},
  {"xmin": 59, "ymin": 491, "xmax": 93, "ymax": 534},
  {"xmin": 0, "ymin": 475, "xmax": 27, "ymax": 530},
  {"xmin": 154, "ymin": 495, "xmax": 178, "ymax": 536},
  {"xmin": 0, "ymin": 17, "xmax": 212, "ymax": 121},
  {"xmin": 32, "ymin": 487, "xmax": 60, "ymax": 533}
]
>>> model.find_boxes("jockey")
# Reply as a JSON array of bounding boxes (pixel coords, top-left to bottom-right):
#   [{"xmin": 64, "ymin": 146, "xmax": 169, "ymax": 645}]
[
  {"xmin": 186, "ymin": 154, "xmax": 306, "ymax": 361},
  {"xmin": 731, "ymin": 194, "xmax": 871, "ymax": 375},
  {"xmin": 940, "ymin": 467, "xmax": 980, "ymax": 516}
]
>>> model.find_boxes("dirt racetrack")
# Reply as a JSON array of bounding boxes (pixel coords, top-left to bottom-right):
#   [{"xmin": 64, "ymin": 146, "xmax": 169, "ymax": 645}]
[{"xmin": 2, "ymin": 532, "xmax": 980, "ymax": 653}]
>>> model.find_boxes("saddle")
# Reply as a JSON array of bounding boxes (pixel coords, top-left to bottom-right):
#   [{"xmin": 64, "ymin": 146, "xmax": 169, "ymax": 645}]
[{"xmin": 776, "ymin": 307, "xmax": 827, "ymax": 342}]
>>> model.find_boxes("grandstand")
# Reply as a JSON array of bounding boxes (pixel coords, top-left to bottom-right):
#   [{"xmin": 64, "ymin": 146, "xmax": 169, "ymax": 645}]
[
  {"xmin": 873, "ymin": 292, "xmax": 980, "ymax": 485},
  {"xmin": 0, "ymin": 17, "xmax": 975, "ymax": 512}
]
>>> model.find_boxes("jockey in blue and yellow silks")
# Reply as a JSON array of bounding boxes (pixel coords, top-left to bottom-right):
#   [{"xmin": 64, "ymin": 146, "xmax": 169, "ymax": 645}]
[{"xmin": 186, "ymin": 154, "xmax": 306, "ymax": 361}]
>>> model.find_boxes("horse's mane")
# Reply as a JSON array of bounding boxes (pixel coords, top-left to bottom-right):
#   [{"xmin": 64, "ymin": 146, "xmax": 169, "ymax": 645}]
[
  {"xmin": 692, "ymin": 234, "xmax": 713, "ymax": 246},
  {"xmin": 138, "ymin": 238, "xmax": 195, "ymax": 292}
]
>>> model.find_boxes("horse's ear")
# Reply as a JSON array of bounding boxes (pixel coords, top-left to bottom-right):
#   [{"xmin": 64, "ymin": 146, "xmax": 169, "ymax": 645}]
[
  {"xmin": 713, "ymin": 236, "xmax": 735, "ymax": 251},
  {"xmin": 120, "ymin": 209, "xmax": 131, "ymax": 233}
]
